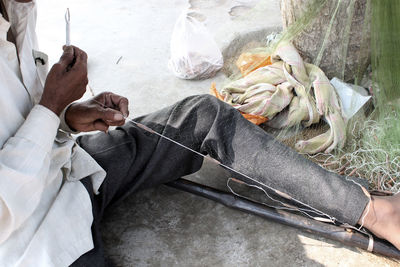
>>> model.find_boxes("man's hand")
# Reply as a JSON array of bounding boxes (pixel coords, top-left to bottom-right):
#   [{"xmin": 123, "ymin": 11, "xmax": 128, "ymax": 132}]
[
  {"xmin": 39, "ymin": 46, "xmax": 88, "ymax": 116},
  {"xmin": 65, "ymin": 92, "xmax": 129, "ymax": 133}
]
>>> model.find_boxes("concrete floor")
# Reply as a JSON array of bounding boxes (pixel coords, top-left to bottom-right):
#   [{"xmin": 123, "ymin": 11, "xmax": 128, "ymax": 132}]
[{"xmin": 36, "ymin": 0, "xmax": 399, "ymax": 266}]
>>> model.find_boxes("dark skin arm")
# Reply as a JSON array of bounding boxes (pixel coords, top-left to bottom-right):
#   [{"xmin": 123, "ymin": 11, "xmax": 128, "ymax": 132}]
[
  {"xmin": 39, "ymin": 46, "xmax": 89, "ymax": 116},
  {"xmin": 14, "ymin": 2, "xmax": 127, "ymax": 132},
  {"xmin": 39, "ymin": 46, "xmax": 128, "ymax": 132}
]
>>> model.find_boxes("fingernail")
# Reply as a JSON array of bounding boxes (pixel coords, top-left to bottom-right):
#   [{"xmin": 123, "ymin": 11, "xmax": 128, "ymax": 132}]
[{"xmin": 113, "ymin": 113, "xmax": 124, "ymax": 121}]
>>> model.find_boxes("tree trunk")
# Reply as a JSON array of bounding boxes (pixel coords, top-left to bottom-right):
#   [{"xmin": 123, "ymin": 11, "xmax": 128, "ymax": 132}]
[{"xmin": 280, "ymin": 0, "xmax": 370, "ymax": 82}]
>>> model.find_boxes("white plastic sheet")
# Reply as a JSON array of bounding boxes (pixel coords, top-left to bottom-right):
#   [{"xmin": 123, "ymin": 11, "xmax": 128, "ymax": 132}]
[{"xmin": 331, "ymin": 77, "xmax": 371, "ymax": 121}]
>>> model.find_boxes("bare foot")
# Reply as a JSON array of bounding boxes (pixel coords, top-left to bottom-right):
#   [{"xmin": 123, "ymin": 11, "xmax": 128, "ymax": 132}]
[{"xmin": 360, "ymin": 193, "xmax": 400, "ymax": 250}]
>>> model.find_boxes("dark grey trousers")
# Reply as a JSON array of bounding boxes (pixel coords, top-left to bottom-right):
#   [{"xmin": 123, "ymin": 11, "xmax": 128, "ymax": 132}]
[{"xmin": 71, "ymin": 95, "xmax": 369, "ymax": 266}]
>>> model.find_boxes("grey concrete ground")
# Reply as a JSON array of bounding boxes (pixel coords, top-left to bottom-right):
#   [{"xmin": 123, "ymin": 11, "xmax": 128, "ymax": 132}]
[{"xmin": 37, "ymin": 0, "xmax": 399, "ymax": 266}]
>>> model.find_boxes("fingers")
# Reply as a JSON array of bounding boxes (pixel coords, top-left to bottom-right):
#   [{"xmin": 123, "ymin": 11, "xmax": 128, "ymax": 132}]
[
  {"xmin": 110, "ymin": 94, "xmax": 129, "ymax": 118},
  {"xmin": 67, "ymin": 46, "xmax": 88, "ymax": 92},
  {"xmin": 93, "ymin": 120, "xmax": 109, "ymax": 133},
  {"xmin": 58, "ymin": 46, "xmax": 75, "ymax": 69},
  {"xmin": 57, "ymin": 46, "xmax": 88, "ymax": 73},
  {"xmin": 95, "ymin": 92, "xmax": 130, "ymax": 118},
  {"xmin": 91, "ymin": 106, "xmax": 126, "ymax": 127},
  {"xmin": 70, "ymin": 46, "xmax": 88, "ymax": 72}
]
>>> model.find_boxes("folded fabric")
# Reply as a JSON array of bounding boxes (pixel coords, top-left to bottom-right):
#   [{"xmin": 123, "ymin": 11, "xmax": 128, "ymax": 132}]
[
  {"xmin": 216, "ymin": 43, "xmax": 346, "ymax": 154},
  {"xmin": 210, "ymin": 83, "xmax": 268, "ymax": 125}
]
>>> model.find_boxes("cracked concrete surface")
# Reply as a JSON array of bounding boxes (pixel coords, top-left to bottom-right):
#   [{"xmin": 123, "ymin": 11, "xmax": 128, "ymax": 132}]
[{"xmin": 36, "ymin": 0, "xmax": 400, "ymax": 266}]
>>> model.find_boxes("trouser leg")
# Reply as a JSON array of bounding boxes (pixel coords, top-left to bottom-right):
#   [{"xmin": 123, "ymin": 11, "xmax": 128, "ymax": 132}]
[
  {"xmin": 118, "ymin": 94, "xmax": 368, "ymax": 225},
  {"xmin": 72, "ymin": 94, "xmax": 369, "ymax": 265},
  {"xmin": 82, "ymin": 94, "xmax": 368, "ymax": 225}
]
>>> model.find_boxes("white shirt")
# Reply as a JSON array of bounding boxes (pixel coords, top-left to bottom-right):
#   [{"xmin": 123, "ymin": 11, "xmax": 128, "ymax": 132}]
[{"xmin": 0, "ymin": 1, "xmax": 106, "ymax": 266}]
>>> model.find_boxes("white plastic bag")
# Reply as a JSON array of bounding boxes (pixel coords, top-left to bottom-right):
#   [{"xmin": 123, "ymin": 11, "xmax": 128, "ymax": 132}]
[{"xmin": 168, "ymin": 10, "xmax": 223, "ymax": 80}]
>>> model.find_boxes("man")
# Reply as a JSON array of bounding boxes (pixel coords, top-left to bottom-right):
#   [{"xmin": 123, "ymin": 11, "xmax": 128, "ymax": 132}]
[{"xmin": 0, "ymin": 0, "xmax": 399, "ymax": 266}]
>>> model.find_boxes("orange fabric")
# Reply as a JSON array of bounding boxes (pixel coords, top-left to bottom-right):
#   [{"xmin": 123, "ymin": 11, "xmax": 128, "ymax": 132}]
[
  {"xmin": 236, "ymin": 52, "xmax": 272, "ymax": 77},
  {"xmin": 210, "ymin": 82, "xmax": 224, "ymax": 100},
  {"xmin": 240, "ymin": 113, "xmax": 268, "ymax": 125},
  {"xmin": 210, "ymin": 83, "xmax": 268, "ymax": 125}
]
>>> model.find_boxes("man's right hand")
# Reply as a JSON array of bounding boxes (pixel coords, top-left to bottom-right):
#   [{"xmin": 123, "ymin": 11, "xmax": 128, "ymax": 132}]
[{"xmin": 39, "ymin": 46, "xmax": 88, "ymax": 116}]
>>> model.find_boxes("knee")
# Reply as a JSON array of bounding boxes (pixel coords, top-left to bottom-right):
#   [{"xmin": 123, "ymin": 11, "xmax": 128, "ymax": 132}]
[
  {"xmin": 184, "ymin": 94, "xmax": 228, "ymax": 118},
  {"xmin": 172, "ymin": 94, "xmax": 237, "ymax": 125},
  {"xmin": 196, "ymin": 94, "xmax": 222, "ymax": 107},
  {"xmin": 187, "ymin": 94, "xmax": 228, "ymax": 111}
]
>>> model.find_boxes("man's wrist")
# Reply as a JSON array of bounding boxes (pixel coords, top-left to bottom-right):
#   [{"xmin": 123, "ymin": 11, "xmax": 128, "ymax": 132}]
[
  {"xmin": 59, "ymin": 103, "xmax": 80, "ymax": 134},
  {"xmin": 64, "ymin": 103, "xmax": 78, "ymax": 132},
  {"xmin": 38, "ymin": 99, "xmax": 64, "ymax": 117}
]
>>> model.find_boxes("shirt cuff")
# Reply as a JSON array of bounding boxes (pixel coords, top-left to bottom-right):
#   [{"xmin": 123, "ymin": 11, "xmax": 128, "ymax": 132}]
[
  {"xmin": 59, "ymin": 103, "xmax": 80, "ymax": 134},
  {"xmin": 15, "ymin": 105, "xmax": 60, "ymax": 153}
]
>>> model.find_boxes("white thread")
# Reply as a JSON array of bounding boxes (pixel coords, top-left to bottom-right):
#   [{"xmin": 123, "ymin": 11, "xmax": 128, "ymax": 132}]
[
  {"xmin": 226, "ymin": 178, "xmax": 335, "ymax": 222},
  {"xmin": 357, "ymin": 192, "xmax": 371, "ymax": 230},
  {"xmin": 87, "ymin": 85, "xmax": 95, "ymax": 97}
]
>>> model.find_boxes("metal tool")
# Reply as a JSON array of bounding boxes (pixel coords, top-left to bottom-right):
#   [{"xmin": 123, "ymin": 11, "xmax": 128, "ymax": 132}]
[
  {"xmin": 65, "ymin": 9, "xmax": 96, "ymax": 97},
  {"xmin": 65, "ymin": 8, "xmax": 71, "ymax": 46}
]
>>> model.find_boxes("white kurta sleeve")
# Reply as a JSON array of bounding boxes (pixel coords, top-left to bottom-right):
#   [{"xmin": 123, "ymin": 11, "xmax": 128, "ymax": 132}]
[
  {"xmin": 0, "ymin": 105, "xmax": 59, "ymax": 244},
  {"xmin": 59, "ymin": 104, "xmax": 80, "ymax": 134}
]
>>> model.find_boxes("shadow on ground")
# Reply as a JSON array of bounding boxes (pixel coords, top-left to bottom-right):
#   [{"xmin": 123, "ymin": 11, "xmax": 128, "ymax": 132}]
[
  {"xmin": 101, "ymin": 161, "xmax": 400, "ymax": 266},
  {"xmin": 101, "ymin": 162, "xmax": 321, "ymax": 266}
]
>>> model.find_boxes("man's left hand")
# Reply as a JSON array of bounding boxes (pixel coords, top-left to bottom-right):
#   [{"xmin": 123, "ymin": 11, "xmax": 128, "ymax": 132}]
[{"xmin": 65, "ymin": 92, "xmax": 129, "ymax": 132}]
